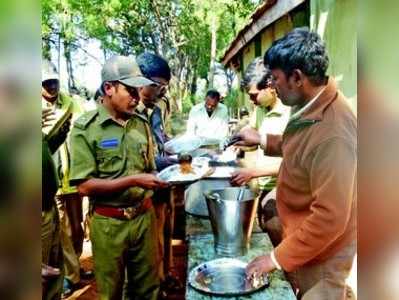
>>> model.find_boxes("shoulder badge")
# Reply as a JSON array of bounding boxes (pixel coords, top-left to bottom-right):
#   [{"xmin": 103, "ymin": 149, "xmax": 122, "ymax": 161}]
[{"xmin": 74, "ymin": 110, "xmax": 98, "ymax": 130}]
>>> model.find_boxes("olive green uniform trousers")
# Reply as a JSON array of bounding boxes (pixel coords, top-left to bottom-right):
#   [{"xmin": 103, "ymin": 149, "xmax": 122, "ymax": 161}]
[
  {"xmin": 55, "ymin": 195, "xmax": 81, "ymax": 284},
  {"xmin": 90, "ymin": 207, "xmax": 160, "ymax": 300},
  {"xmin": 42, "ymin": 207, "xmax": 64, "ymax": 300}
]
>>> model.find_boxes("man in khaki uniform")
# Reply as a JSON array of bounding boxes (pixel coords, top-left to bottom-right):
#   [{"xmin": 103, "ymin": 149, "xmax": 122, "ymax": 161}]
[
  {"xmin": 41, "ymin": 60, "xmax": 86, "ymax": 296},
  {"xmin": 136, "ymin": 53, "xmax": 183, "ymax": 296},
  {"xmin": 69, "ymin": 55, "xmax": 168, "ymax": 300},
  {"xmin": 42, "ymin": 105, "xmax": 71, "ymax": 300}
]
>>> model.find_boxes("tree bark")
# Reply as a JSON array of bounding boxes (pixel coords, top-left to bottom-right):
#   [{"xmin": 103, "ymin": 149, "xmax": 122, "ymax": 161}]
[
  {"xmin": 63, "ymin": 40, "xmax": 76, "ymax": 92},
  {"xmin": 208, "ymin": 14, "xmax": 217, "ymax": 89}
]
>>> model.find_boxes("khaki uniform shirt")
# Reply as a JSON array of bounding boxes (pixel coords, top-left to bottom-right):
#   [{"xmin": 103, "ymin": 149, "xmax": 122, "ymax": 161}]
[
  {"xmin": 42, "ymin": 92, "xmax": 86, "ymax": 194},
  {"xmin": 157, "ymin": 96, "xmax": 171, "ymax": 134},
  {"xmin": 69, "ymin": 105, "xmax": 156, "ymax": 207}
]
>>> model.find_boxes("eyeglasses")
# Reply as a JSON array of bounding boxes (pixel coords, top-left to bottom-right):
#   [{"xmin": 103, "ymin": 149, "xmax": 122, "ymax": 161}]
[
  {"xmin": 149, "ymin": 78, "xmax": 168, "ymax": 90},
  {"xmin": 257, "ymin": 78, "xmax": 275, "ymax": 90},
  {"xmin": 117, "ymin": 82, "xmax": 139, "ymax": 98}
]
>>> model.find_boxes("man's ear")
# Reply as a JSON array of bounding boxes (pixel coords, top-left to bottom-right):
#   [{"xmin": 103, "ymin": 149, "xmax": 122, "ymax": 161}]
[
  {"xmin": 103, "ymin": 82, "xmax": 114, "ymax": 97},
  {"xmin": 291, "ymin": 69, "xmax": 304, "ymax": 87}
]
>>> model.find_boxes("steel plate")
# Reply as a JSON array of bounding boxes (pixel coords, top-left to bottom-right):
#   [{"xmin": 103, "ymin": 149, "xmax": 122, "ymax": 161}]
[
  {"xmin": 157, "ymin": 163, "xmax": 212, "ymax": 185},
  {"xmin": 188, "ymin": 258, "xmax": 269, "ymax": 296},
  {"xmin": 164, "ymin": 135, "xmax": 203, "ymax": 154}
]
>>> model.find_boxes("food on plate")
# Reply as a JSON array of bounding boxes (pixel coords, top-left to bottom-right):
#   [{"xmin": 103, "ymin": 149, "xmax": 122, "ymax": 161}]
[{"xmin": 178, "ymin": 153, "xmax": 194, "ymax": 174}]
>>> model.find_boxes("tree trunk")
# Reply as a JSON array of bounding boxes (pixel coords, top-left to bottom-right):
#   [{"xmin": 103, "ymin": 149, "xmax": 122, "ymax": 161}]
[
  {"xmin": 190, "ymin": 64, "xmax": 198, "ymax": 95},
  {"xmin": 64, "ymin": 40, "xmax": 76, "ymax": 92},
  {"xmin": 208, "ymin": 14, "xmax": 217, "ymax": 89},
  {"xmin": 42, "ymin": 39, "xmax": 52, "ymax": 60},
  {"xmin": 224, "ymin": 67, "xmax": 235, "ymax": 93}
]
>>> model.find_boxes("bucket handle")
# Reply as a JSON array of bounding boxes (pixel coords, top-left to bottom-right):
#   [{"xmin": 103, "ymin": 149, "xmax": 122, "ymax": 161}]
[{"xmin": 205, "ymin": 192, "xmax": 222, "ymax": 203}]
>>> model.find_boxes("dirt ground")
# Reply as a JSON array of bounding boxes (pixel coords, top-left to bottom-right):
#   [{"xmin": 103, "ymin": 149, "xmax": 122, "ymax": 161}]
[{"xmin": 65, "ymin": 239, "xmax": 188, "ymax": 300}]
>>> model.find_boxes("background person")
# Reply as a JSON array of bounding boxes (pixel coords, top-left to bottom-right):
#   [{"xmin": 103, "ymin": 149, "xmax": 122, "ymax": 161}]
[{"xmin": 186, "ymin": 89, "xmax": 229, "ymax": 145}]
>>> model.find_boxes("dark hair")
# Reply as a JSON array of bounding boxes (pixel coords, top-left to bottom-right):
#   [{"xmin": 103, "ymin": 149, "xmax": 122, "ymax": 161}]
[
  {"xmin": 94, "ymin": 88, "xmax": 103, "ymax": 101},
  {"xmin": 206, "ymin": 89, "xmax": 221, "ymax": 100},
  {"xmin": 137, "ymin": 52, "xmax": 171, "ymax": 81},
  {"xmin": 264, "ymin": 27, "xmax": 329, "ymax": 85},
  {"xmin": 241, "ymin": 57, "xmax": 273, "ymax": 91}
]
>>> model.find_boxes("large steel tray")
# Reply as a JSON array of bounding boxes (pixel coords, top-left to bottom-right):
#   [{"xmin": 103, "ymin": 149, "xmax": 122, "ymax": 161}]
[{"xmin": 188, "ymin": 258, "xmax": 269, "ymax": 296}]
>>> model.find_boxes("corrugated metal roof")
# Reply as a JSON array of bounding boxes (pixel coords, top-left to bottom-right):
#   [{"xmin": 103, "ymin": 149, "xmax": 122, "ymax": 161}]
[
  {"xmin": 220, "ymin": 0, "xmax": 276, "ymax": 65},
  {"xmin": 220, "ymin": 0, "xmax": 306, "ymax": 66}
]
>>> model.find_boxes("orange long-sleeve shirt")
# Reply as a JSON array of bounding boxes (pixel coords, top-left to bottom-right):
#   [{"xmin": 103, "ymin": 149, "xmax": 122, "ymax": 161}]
[{"xmin": 266, "ymin": 79, "xmax": 357, "ymax": 272}]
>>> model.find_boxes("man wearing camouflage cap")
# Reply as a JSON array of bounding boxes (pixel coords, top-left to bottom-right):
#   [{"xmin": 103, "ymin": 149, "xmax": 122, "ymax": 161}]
[
  {"xmin": 42, "ymin": 59, "xmax": 88, "ymax": 297},
  {"xmin": 69, "ymin": 55, "xmax": 169, "ymax": 299}
]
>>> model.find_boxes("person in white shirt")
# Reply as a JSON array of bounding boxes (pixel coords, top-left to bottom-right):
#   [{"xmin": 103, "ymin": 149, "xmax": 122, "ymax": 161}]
[
  {"xmin": 230, "ymin": 57, "xmax": 291, "ymax": 246},
  {"xmin": 186, "ymin": 89, "xmax": 229, "ymax": 144},
  {"xmin": 231, "ymin": 57, "xmax": 291, "ymax": 188}
]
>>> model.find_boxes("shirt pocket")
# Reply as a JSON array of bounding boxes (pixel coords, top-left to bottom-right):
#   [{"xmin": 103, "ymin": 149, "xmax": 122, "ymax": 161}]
[
  {"xmin": 128, "ymin": 141, "xmax": 151, "ymax": 172},
  {"xmin": 96, "ymin": 147, "xmax": 125, "ymax": 177}
]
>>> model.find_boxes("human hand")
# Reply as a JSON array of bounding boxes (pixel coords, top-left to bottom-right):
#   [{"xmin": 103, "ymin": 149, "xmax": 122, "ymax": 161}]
[
  {"xmin": 42, "ymin": 108, "xmax": 55, "ymax": 128},
  {"xmin": 246, "ymin": 254, "xmax": 276, "ymax": 279},
  {"xmin": 42, "ymin": 263, "xmax": 60, "ymax": 278},
  {"xmin": 132, "ymin": 173, "xmax": 169, "ymax": 189},
  {"xmin": 233, "ymin": 127, "xmax": 261, "ymax": 147},
  {"xmin": 58, "ymin": 115, "xmax": 72, "ymax": 137},
  {"xmin": 231, "ymin": 168, "xmax": 255, "ymax": 186}
]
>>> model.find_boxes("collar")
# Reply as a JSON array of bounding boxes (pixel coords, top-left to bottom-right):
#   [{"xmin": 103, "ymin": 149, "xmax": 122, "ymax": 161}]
[
  {"xmin": 98, "ymin": 104, "xmax": 150, "ymax": 126},
  {"xmin": 98, "ymin": 104, "xmax": 114, "ymax": 125},
  {"xmin": 292, "ymin": 77, "xmax": 338, "ymax": 122},
  {"xmin": 265, "ymin": 99, "xmax": 286, "ymax": 117},
  {"xmin": 200, "ymin": 102, "xmax": 221, "ymax": 116},
  {"xmin": 136, "ymin": 101, "xmax": 157, "ymax": 118},
  {"xmin": 136, "ymin": 101, "xmax": 147, "ymax": 115},
  {"xmin": 283, "ymin": 78, "xmax": 338, "ymax": 135},
  {"xmin": 42, "ymin": 93, "xmax": 62, "ymax": 108}
]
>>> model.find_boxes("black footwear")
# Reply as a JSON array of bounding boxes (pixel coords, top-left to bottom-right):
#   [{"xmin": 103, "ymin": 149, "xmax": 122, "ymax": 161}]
[
  {"xmin": 159, "ymin": 289, "xmax": 168, "ymax": 299},
  {"xmin": 164, "ymin": 273, "xmax": 184, "ymax": 291},
  {"xmin": 80, "ymin": 268, "xmax": 94, "ymax": 280}
]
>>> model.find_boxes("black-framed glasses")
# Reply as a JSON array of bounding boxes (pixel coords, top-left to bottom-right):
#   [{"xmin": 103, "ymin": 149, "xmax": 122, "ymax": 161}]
[
  {"xmin": 257, "ymin": 78, "xmax": 275, "ymax": 90},
  {"xmin": 117, "ymin": 81, "xmax": 139, "ymax": 98}
]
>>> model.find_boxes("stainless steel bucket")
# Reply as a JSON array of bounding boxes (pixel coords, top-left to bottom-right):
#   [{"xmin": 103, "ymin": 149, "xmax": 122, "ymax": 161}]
[{"xmin": 204, "ymin": 187, "xmax": 258, "ymax": 257}]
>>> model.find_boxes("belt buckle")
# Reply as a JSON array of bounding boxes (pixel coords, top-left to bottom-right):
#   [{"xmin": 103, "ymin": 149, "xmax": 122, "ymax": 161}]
[{"xmin": 122, "ymin": 207, "xmax": 137, "ymax": 220}]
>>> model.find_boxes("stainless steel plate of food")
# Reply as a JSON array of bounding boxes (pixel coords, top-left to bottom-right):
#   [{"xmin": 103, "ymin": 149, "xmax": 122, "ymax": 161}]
[
  {"xmin": 157, "ymin": 162, "xmax": 213, "ymax": 184},
  {"xmin": 188, "ymin": 258, "xmax": 269, "ymax": 296}
]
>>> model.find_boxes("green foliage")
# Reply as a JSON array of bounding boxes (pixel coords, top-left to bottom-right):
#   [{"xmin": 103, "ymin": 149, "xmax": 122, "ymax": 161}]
[
  {"xmin": 223, "ymin": 88, "xmax": 240, "ymax": 111},
  {"xmin": 181, "ymin": 94, "xmax": 197, "ymax": 114},
  {"xmin": 169, "ymin": 112, "xmax": 188, "ymax": 136},
  {"xmin": 42, "ymin": 0, "xmax": 259, "ymax": 108}
]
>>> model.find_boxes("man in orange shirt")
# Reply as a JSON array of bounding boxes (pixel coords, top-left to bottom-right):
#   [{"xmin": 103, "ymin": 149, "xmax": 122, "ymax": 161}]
[{"xmin": 235, "ymin": 28, "xmax": 356, "ymax": 299}]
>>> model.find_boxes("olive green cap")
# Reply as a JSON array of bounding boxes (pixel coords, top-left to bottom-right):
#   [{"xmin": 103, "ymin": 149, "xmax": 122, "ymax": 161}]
[{"xmin": 101, "ymin": 55, "xmax": 155, "ymax": 87}]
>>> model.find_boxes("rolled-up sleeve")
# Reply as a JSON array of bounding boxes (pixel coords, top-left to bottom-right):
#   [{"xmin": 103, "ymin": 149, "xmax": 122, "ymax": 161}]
[
  {"xmin": 69, "ymin": 127, "xmax": 97, "ymax": 186},
  {"xmin": 274, "ymin": 137, "xmax": 356, "ymax": 271}
]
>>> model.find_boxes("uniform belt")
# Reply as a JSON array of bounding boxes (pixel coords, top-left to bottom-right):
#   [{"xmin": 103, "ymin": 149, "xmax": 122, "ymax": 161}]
[{"xmin": 94, "ymin": 198, "xmax": 152, "ymax": 220}]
